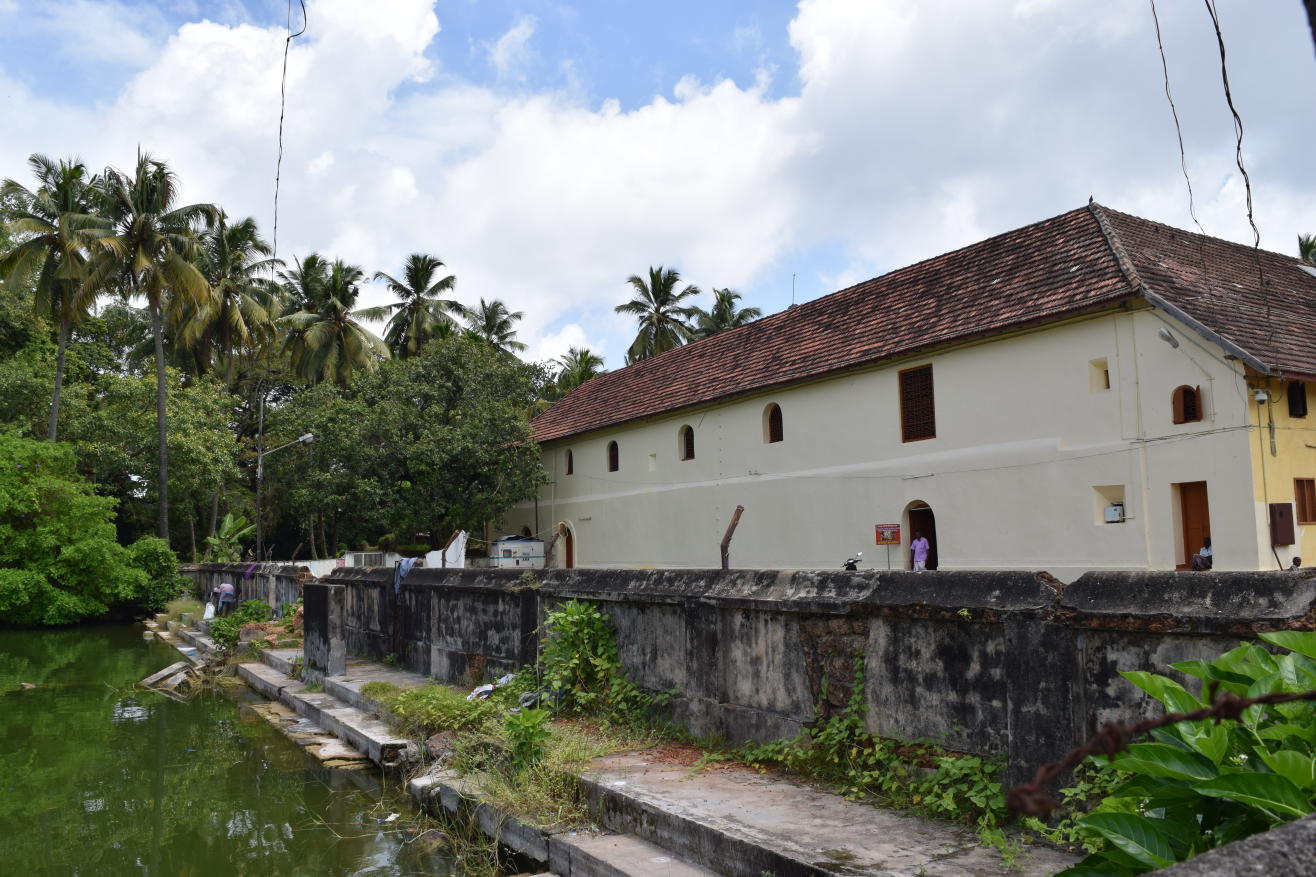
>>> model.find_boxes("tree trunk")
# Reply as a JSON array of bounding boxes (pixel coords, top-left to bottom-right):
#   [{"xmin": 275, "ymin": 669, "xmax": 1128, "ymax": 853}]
[
  {"xmin": 189, "ymin": 513, "xmax": 197, "ymax": 563},
  {"xmin": 150, "ymin": 301, "xmax": 171, "ymax": 544},
  {"xmin": 47, "ymin": 318, "xmax": 70, "ymax": 441},
  {"xmin": 208, "ymin": 489, "xmax": 220, "ymax": 537}
]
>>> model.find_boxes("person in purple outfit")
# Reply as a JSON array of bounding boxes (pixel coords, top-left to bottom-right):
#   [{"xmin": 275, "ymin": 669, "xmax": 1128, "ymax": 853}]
[
  {"xmin": 910, "ymin": 532, "xmax": 930, "ymax": 572},
  {"xmin": 216, "ymin": 582, "xmax": 237, "ymax": 616}
]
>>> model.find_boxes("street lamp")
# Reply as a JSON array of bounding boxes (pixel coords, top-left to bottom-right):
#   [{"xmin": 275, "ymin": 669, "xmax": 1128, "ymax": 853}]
[{"xmin": 256, "ymin": 432, "xmax": 314, "ymax": 561}]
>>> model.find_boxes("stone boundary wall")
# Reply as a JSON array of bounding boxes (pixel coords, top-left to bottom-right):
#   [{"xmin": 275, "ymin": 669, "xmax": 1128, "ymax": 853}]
[
  {"xmin": 299, "ymin": 567, "xmax": 1316, "ymax": 783},
  {"xmin": 180, "ymin": 563, "xmax": 312, "ymax": 616}
]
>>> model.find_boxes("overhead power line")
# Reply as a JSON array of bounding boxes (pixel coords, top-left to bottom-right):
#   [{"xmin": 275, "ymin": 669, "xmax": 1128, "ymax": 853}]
[{"xmin": 272, "ymin": 0, "xmax": 308, "ymax": 265}]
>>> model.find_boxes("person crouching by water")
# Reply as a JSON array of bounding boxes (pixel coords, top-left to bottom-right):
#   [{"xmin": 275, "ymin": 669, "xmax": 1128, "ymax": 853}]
[
  {"xmin": 216, "ymin": 582, "xmax": 237, "ymax": 616},
  {"xmin": 1191, "ymin": 537, "xmax": 1213, "ymax": 571}
]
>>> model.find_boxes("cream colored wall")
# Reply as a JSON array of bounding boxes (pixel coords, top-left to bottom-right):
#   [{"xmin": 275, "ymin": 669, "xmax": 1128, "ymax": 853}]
[
  {"xmin": 504, "ymin": 307, "xmax": 1267, "ymax": 577},
  {"xmin": 1246, "ymin": 377, "xmax": 1316, "ymax": 569}
]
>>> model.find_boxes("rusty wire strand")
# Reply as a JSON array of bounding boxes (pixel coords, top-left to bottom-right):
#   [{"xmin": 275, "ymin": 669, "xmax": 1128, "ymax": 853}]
[{"xmin": 1007, "ymin": 684, "xmax": 1316, "ymax": 817}]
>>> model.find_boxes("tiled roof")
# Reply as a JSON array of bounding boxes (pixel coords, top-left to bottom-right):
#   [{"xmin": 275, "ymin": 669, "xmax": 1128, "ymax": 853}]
[
  {"xmin": 1100, "ymin": 208, "xmax": 1316, "ymax": 379},
  {"xmin": 532, "ymin": 204, "xmax": 1316, "ymax": 443}
]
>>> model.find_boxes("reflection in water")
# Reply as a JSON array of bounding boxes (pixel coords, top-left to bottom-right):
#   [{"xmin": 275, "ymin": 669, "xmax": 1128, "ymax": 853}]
[{"xmin": 0, "ymin": 625, "xmax": 455, "ymax": 876}]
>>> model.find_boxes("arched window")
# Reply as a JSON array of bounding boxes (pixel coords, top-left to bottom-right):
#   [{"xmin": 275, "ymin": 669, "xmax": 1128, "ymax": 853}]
[
  {"xmin": 607, "ymin": 441, "xmax": 619, "ymax": 472},
  {"xmin": 565, "ymin": 449, "xmax": 574, "ymax": 475},
  {"xmin": 764, "ymin": 403, "xmax": 783, "ymax": 443},
  {"xmin": 1172, "ymin": 385, "xmax": 1202, "ymax": 424},
  {"xmin": 679, "ymin": 425, "xmax": 695, "ymax": 461}
]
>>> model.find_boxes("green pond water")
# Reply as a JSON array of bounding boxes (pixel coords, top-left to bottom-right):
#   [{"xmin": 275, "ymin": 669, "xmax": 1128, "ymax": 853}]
[{"xmin": 0, "ymin": 624, "xmax": 456, "ymax": 876}]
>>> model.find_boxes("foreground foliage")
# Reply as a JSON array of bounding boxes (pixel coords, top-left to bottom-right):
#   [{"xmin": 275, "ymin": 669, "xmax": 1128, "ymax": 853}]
[
  {"xmin": 0, "ymin": 433, "xmax": 185, "ymax": 624},
  {"xmin": 1057, "ymin": 631, "xmax": 1316, "ymax": 875}
]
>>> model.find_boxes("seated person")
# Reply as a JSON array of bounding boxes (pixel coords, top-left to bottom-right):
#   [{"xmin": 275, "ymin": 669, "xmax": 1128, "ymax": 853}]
[{"xmin": 1191, "ymin": 537, "xmax": 1213, "ymax": 571}]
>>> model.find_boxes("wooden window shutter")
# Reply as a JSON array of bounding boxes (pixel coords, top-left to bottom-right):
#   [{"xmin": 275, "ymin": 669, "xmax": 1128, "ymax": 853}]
[
  {"xmin": 899, "ymin": 365, "xmax": 936, "ymax": 442},
  {"xmin": 565, "ymin": 450, "xmax": 573, "ymax": 475},
  {"xmin": 681, "ymin": 426, "xmax": 695, "ymax": 461},
  {"xmin": 768, "ymin": 405, "xmax": 783, "ymax": 443},
  {"xmin": 1172, "ymin": 386, "xmax": 1200, "ymax": 424},
  {"xmin": 1290, "ymin": 381, "xmax": 1309, "ymax": 419},
  {"xmin": 607, "ymin": 441, "xmax": 619, "ymax": 472},
  {"xmin": 1296, "ymin": 479, "xmax": 1316, "ymax": 524}
]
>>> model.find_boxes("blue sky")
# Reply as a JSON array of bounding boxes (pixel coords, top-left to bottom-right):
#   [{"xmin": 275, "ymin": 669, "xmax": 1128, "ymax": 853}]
[{"xmin": 1, "ymin": 0, "xmax": 1314, "ymax": 367}]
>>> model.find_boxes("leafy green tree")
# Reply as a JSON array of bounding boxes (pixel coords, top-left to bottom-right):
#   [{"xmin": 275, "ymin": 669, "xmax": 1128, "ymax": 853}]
[
  {"xmin": 0, "ymin": 155, "xmax": 108, "ymax": 440},
  {"xmin": 463, "ymin": 297, "xmax": 526, "ymax": 354},
  {"xmin": 615, "ymin": 265, "xmax": 700, "ymax": 363},
  {"xmin": 267, "ymin": 334, "xmax": 544, "ymax": 556},
  {"xmin": 84, "ymin": 151, "xmax": 217, "ymax": 543},
  {"xmin": 691, "ymin": 287, "xmax": 762, "ymax": 340},
  {"xmin": 359, "ymin": 253, "xmax": 463, "ymax": 358},
  {"xmin": 279, "ymin": 255, "xmax": 388, "ymax": 385},
  {"xmin": 1300, "ymin": 234, "xmax": 1316, "ymax": 265},
  {"xmin": 190, "ymin": 212, "xmax": 282, "ymax": 385},
  {"xmin": 0, "ymin": 433, "xmax": 181, "ymax": 624},
  {"xmin": 552, "ymin": 346, "xmax": 606, "ymax": 398}
]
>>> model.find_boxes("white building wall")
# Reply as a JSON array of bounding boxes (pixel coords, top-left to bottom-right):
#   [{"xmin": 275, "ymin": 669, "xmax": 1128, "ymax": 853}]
[{"xmin": 505, "ymin": 307, "xmax": 1262, "ymax": 579}]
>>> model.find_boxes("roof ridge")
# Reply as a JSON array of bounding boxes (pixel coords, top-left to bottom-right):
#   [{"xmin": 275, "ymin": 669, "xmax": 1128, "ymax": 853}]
[{"xmin": 1087, "ymin": 199, "xmax": 1144, "ymax": 294}]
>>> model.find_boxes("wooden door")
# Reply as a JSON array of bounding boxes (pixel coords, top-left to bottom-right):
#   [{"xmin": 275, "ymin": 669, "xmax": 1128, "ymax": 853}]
[
  {"xmin": 1178, "ymin": 481, "xmax": 1210, "ymax": 569},
  {"xmin": 564, "ymin": 528, "xmax": 575, "ymax": 569},
  {"xmin": 908, "ymin": 506, "xmax": 938, "ymax": 570}
]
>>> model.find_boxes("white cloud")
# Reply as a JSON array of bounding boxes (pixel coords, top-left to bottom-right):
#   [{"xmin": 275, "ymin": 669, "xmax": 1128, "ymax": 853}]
[
  {"xmin": 486, "ymin": 15, "xmax": 537, "ymax": 82},
  {"xmin": 2, "ymin": 0, "xmax": 1313, "ymax": 375}
]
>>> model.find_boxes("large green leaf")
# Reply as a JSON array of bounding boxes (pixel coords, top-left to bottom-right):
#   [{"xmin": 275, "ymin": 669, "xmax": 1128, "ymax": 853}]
[
  {"xmin": 1192, "ymin": 773, "xmax": 1312, "ymax": 818},
  {"xmin": 1257, "ymin": 723, "xmax": 1316, "ymax": 744},
  {"xmin": 1121, "ymin": 671, "xmax": 1202, "ymax": 714},
  {"xmin": 1078, "ymin": 812, "xmax": 1178, "ymax": 869},
  {"xmin": 1111, "ymin": 743, "xmax": 1217, "ymax": 781},
  {"xmin": 1181, "ymin": 724, "xmax": 1231, "ymax": 766},
  {"xmin": 1259, "ymin": 750, "xmax": 1316, "ymax": 790},
  {"xmin": 1260, "ymin": 631, "xmax": 1316, "ymax": 661},
  {"xmin": 1169, "ymin": 659, "xmax": 1253, "ymax": 693}
]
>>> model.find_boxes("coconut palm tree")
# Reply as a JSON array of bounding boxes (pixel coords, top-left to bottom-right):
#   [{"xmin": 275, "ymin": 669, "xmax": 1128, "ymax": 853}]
[
  {"xmin": 555, "ymin": 346, "xmax": 606, "ymax": 395},
  {"xmin": 357, "ymin": 253, "xmax": 462, "ymax": 358},
  {"xmin": 83, "ymin": 151, "xmax": 217, "ymax": 542},
  {"xmin": 189, "ymin": 212, "xmax": 282, "ymax": 384},
  {"xmin": 690, "ymin": 288, "xmax": 762, "ymax": 340},
  {"xmin": 463, "ymin": 297, "xmax": 526, "ymax": 354},
  {"xmin": 0, "ymin": 155, "xmax": 109, "ymax": 440},
  {"xmin": 1300, "ymin": 234, "xmax": 1316, "ymax": 266},
  {"xmin": 279, "ymin": 255, "xmax": 388, "ymax": 385},
  {"xmin": 614, "ymin": 266, "xmax": 700, "ymax": 363}
]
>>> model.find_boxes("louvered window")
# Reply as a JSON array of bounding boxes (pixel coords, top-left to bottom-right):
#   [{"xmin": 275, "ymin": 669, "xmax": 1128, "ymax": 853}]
[
  {"xmin": 607, "ymin": 441, "xmax": 619, "ymax": 472},
  {"xmin": 1297, "ymin": 479, "xmax": 1316, "ymax": 524},
  {"xmin": 1172, "ymin": 385, "xmax": 1202, "ymax": 424},
  {"xmin": 899, "ymin": 365, "xmax": 936, "ymax": 442}
]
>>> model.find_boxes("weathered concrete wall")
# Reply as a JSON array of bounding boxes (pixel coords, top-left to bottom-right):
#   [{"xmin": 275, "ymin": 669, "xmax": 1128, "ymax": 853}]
[
  {"xmin": 303, "ymin": 566, "xmax": 1316, "ymax": 782},
  {"xmin": 180, "ymin": 563, "xmax": 310, "ymax": 615},
  {"xmin": 303, "ymin": 580, "xmax": 345, "ymax": 683}
]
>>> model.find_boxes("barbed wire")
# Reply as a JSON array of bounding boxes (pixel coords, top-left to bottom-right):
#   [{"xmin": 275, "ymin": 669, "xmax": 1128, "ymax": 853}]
[{"xmin": 1007, "ymin": 684, "xmax": 1316, "ymax": 817}]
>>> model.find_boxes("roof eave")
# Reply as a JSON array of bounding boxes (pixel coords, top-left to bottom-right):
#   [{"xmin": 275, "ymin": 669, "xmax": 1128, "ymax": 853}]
[{"xmin": 1140, "ymin": 288, "xmax": 1275, "ymax": 376}]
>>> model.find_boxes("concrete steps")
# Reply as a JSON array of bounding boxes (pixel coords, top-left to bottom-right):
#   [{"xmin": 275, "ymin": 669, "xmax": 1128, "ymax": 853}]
[
  {"xmin": 236, "ymin": 659, "xmax": 416, "ymax": 768},
  {"xmin": 409, "ymin": 768, "xmax": 717, "ymax": 877}
]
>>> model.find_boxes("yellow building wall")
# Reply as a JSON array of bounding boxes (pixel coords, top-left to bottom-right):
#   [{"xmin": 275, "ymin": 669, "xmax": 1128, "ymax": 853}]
[{"xmin": 1247, "ymin": 377, "xmax": 1316, "ymax": 568}]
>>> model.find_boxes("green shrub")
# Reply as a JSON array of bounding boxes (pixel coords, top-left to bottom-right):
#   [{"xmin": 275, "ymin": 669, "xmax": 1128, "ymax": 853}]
[
  {"xmin": 539, "ymin": 599, "xmax": 662, "ymax": 718},
  {"xmin": 1058, "ymin": 632, "xmax": 1316, "ymax": 875},
  {"xmin": 371, "ymin": 684, "xmax": 499, "ymax": 738},
  {"xmin": 506, "ymin": 708, "xmax": 551, "ymax": 769},
  {"xmin": 208, "ymin": 600, "xmax": 272, "ymax": 649},
  {"xmin": 126, "ymin": 537, "xmax": 188, "ymax": 612}
]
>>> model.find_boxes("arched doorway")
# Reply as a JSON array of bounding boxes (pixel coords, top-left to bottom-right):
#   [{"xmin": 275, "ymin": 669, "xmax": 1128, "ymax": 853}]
[
  {"xmin": 903, "ymin": 501, "xmax": 938, "ymax": 570},
  {"xmin": 564, "ymin": 526, "xmax": 575, "ymax": 569}
]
